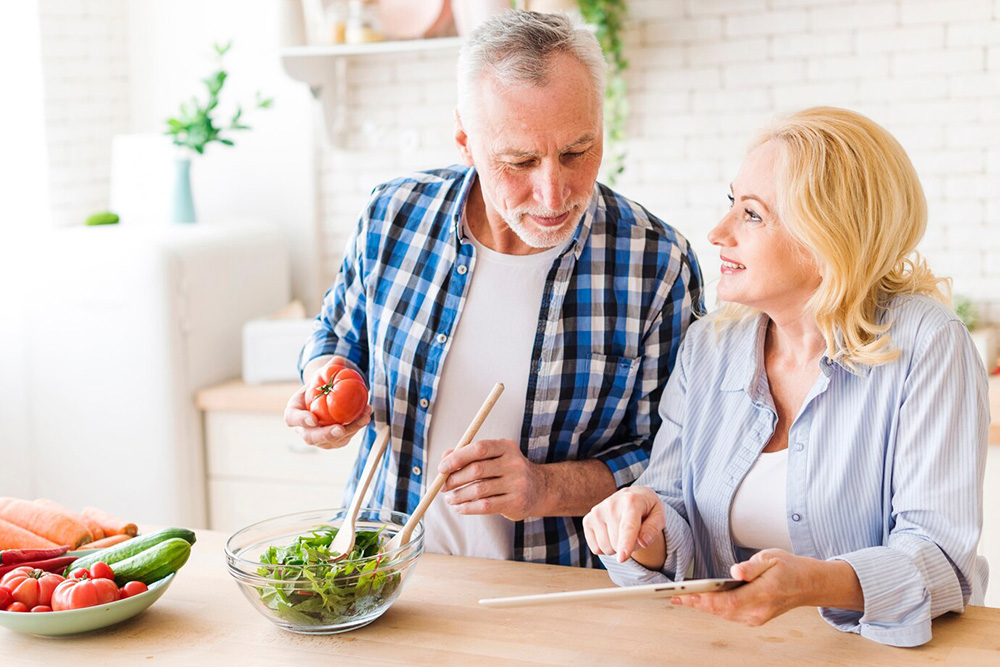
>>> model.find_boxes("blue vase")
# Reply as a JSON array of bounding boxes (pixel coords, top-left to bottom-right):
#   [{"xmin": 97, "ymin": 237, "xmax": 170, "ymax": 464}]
[{"xmin": 172, "ymin": 157, "xmax": 197, "ymax": 223}]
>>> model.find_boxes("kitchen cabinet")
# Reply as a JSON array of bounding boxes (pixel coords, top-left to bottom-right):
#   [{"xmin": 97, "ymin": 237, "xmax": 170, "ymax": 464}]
[
  {"xmin": 2, "ymin": 527, "xmax": 998, "ymax": 664},
  {"xmin": 196, "ymin": 380, "xmax": 361, "ymax": 533}
]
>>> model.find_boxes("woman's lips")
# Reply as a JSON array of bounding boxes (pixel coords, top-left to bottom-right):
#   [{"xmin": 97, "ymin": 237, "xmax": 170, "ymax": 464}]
[{"xmin": 720, "ymin": 256, "xmax": 746, "ymax": 274}]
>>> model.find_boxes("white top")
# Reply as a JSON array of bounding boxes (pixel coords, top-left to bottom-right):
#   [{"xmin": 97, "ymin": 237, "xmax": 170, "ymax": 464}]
[
  {"xmin": 422, "ymin": 218, "xmax": 566, "ymax": 560},
  {"xmin": 729, "ymin": 448, "xmax": 794, "ymax": 552}
]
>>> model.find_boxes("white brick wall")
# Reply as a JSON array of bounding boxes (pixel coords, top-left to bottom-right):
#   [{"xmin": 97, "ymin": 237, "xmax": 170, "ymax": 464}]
[
  {"xmin": 35, "ymin": 0, "xmax": 1000, "ymax": 324},
  {"xmin": 314, "ymin": 1, "xmax": 1000, "ymax": 326},
  {"xmin": 38, "ymin": 0, "xmax": 129, "ymax": 228}
]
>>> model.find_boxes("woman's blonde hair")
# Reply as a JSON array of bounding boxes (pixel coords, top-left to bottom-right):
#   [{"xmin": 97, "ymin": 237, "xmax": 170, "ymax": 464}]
[{"xmin": 715, "ymin": 106, "xmax": 949, "ymax": 368}]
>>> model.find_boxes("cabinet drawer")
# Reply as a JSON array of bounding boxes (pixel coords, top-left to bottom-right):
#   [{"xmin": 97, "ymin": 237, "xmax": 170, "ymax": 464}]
[
  {"xmin": 208, "ymin": 478, "xmax": 350, "ymax": 534},
  {"xmin": 204, "ymin": 411, "xmax": 360, "ymax": 485}
]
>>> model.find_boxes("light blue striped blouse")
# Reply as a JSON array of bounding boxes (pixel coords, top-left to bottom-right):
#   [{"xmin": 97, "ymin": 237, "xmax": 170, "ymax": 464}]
[{"xmin": 601, "ymin": 295, "xmax": 990, "ymax": 647}]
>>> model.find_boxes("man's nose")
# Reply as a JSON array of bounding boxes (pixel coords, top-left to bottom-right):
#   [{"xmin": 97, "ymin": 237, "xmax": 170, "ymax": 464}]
[{"xmin": 533, "ymin": 163, "xmax": 569, "ymax": 212}]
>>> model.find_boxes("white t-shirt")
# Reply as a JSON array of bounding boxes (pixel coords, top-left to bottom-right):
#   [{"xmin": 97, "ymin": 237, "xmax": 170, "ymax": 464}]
[
  {"xmin": 421, "ymin": 219, "xmax": 565, "ymax": 560},
  {"xmin": 729, "ymin": 448, "xmax": 794, "ymax": 552}
]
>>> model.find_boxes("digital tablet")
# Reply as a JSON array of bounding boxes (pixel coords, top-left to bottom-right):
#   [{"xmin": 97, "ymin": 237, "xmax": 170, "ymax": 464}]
[{"xmin": 479, "ymin": 578, "xmax": 745, "ymax": 609}]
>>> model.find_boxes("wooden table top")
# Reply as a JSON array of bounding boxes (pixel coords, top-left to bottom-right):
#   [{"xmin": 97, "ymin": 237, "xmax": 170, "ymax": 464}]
[{"xmin": 2, "ymin": 528, "xmax": 999, "ymax": 666}]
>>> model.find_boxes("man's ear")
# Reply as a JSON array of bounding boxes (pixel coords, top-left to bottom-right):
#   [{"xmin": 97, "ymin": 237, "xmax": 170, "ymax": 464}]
[{"xmin": 454, "ymin": 109, "xmax": 474, "ymax": 167}]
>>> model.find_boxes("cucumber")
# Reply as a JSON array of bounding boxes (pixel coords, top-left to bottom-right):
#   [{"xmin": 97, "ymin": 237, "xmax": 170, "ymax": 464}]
[
  {"xmin": 110, "ymin": 537, "xmax": 191, "ymax": 586},
  {"xmin": 67, "ymin": 527, "xmax": 196, "ymax": 576}
]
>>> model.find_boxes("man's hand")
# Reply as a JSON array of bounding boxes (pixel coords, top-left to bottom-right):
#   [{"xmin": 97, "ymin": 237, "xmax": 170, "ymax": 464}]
[
  {"xmin": 668, "ymin": 549, "xmax": 863, "ymax": 627},
  {"xmin": 284, "ymin": 356, "xmax": 372, "ymax": 450},
  {"xmin": 439, "ymin": 439, "xmax": 544, "ymax": 521},
  {"xmin": 582, "ymin": 486, "xmax": 666, "ymax": 569}
]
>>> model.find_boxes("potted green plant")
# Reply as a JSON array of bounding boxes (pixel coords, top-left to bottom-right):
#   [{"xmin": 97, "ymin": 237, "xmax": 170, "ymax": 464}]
[{"xmin": 164, "ymin": 41, "xmax": 273, "ymax": 223}]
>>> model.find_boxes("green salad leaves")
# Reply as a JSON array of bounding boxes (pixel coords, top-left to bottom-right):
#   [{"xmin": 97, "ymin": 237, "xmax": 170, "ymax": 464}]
[{"xmin": 256, "ymin": 526, "xmax": 401, "ymax": 626}]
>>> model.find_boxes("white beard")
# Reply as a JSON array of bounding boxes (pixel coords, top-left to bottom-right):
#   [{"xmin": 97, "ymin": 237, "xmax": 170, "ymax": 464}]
[{"xmin": 481, "ymin": 187, "xmax": 588, "ymax": 250}]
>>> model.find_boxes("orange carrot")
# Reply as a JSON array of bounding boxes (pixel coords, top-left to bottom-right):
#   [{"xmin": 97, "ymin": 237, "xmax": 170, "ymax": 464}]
[
  {"xmin": 0, "ymin": 498, "xmax": 92, "ymax": 549},
  {"xmin": 34, "ymin": 498, "xmax": 103, "ymax": 541},
  {"xmin": 81, "ymin": 507, "xmax": 137, "ymax": 537},
  {"xmin": 83, "ymin": 533, "xmax": 132, "ymax": 549},
  {"xmin": 0, "ymin": 517, "xmax": 60, "ymax": 550}
]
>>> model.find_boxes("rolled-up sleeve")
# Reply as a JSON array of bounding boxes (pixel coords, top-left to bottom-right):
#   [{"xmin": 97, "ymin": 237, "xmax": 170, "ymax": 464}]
[
  {"xmin": 819, "ymin": 321, "xmax": 989, "ymax": 647},
  {"xmin": 297, "ymin": 201, "xmax": 373, "ymax": 381}
]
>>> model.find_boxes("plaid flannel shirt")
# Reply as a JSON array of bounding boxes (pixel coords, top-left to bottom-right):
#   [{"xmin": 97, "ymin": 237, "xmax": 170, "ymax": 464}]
[{"xmin": 299, "ymin": 164, "xmax": 704, "ymax": 567}]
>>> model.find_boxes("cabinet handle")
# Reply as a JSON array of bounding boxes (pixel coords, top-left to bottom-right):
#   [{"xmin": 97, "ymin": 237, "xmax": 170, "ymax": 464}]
[{"xmin": 287, "ymin": 442, "xmax": 319, "ymax": 455}]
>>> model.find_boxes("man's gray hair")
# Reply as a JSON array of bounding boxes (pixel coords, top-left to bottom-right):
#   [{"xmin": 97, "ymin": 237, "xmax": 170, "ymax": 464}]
[{"xmin": 457, "ymin": 10, "xmax": 606, "ymax": 125}]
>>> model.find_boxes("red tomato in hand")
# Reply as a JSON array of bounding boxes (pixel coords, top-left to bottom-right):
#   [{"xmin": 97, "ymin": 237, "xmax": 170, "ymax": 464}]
[
  {"xmin": 90, "ymin": 562, "xmax": 115, "ymax": 581},
  {"xmin": 305, "ymin": 362, "xmax": 368, "ymax": 426},
  {"xmin": 120, "ymin": 581, "xmax": 148, "ymax": 599},
  {"xmin": 51, "ymin": 577, "xmax": 121, "ymax": 611}
]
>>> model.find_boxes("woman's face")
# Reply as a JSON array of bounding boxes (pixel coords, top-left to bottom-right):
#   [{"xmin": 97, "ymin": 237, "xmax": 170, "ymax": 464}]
[{"xmin": 708, "ymin": 140, "xmax": 822, "ymax": 316}]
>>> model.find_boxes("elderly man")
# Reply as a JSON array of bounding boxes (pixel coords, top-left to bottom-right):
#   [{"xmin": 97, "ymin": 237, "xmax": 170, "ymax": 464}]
[{"xmin": 285, "ymin": 11, "xmax": 703, "ymax": 567}]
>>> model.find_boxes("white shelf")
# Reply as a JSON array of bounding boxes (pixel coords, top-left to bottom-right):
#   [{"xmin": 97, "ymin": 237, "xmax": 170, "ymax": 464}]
[
  {"xmin": 280, "ymin": 36, "xmax": 462, "ymax": 59},
  {"xmin": 279, "ymin": 37, "xmax": 464, "ymax": 145}
]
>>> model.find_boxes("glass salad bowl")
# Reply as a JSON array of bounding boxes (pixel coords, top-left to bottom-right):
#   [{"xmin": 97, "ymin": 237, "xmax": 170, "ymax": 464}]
[{"xmin": 225, "ymin": 508, "xmax": 424, "ymax": 634}]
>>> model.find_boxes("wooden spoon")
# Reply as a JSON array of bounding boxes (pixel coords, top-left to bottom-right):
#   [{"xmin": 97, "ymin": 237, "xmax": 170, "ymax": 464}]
[
  {"xmin": 383, "ymin": 382, "xmax": 504, "ymax": 553},
  {"xmin": 329, "ymin": 424, "xmax": 390, "ymax": 561}
]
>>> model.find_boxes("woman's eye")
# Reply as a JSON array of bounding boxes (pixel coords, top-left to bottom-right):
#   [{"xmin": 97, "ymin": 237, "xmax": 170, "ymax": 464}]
[
  {"xmin": 727, "ymin": 193, "xmax": 735, "ymax": 208},
  {"xmin": 745, "ymin": 208, "xmax": 762, "ymax": 223}
]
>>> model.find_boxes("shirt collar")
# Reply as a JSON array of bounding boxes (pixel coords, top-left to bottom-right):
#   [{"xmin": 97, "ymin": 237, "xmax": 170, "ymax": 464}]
[
  {"xmin": 450, "ymin": 165, "xmax": 597, "ymax": 259},
  {"xmin": 719, "ymin": 314, "xmax": 870, "ymax": 395}
]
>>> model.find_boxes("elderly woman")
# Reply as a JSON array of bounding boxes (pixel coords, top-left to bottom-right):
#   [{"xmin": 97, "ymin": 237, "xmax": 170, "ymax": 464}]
[{"xmin": 582, "ymin": 107, "xmax": 989, "ymax": 647}]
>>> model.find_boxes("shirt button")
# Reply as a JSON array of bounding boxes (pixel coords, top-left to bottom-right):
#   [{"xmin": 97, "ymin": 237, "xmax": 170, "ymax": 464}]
[
  {"xmin": 794, "ymin": 442, "xmax": 804, "ymax": 452},
  {"xmin": 419, "ymin": 398, "xmax": 429, "ymax": 408},
  {"xmin": 412, "ymin": 466, "xmax": 421, "ymax": 476},
  {"xmin": 456, "ymin": 265, "xmax": 468, "ymax": 275},
  {"xmin": 792, "ymin": 513, "xmax": 801, "ymax": 522},
  {"xmin": 436, "ymin": 333, "xmax": 447, "ymax": 344}
]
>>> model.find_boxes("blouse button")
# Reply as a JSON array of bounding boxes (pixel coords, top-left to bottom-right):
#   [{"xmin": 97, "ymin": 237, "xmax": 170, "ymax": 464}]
[
  {"xmin": 419, "ymin": 398, "xmax": 429, "ymax": 409},
  {"xmin": 457, "ymin": 265, "xmax": 468, "ymax": 275},
  {"xmin": 792, "ymin": 513, "xmax": 801, "ymax": 522},
  {"xmin": 412, "ymin": 466, "xmax": 421, "ymax": 476},
  {"xmin": 436, "ymin": 333, "xmax": 447, "ymax": 344}
]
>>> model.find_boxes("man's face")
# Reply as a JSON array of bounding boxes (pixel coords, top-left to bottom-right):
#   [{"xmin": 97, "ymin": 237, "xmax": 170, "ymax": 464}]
[{"xmin": 456, "ymin": 53, "xmax": 604, "ymax": 249}]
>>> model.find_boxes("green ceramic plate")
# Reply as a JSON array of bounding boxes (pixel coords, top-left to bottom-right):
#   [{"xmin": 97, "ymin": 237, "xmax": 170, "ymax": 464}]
[{"xmin": 0, "ymin": 573, "xmax": 174, "ymax": 636}]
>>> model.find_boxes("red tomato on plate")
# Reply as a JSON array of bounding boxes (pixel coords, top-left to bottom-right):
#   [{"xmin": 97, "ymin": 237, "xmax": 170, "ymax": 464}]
[
  {"xmin": 51, "ymin": 577, "xmax": 121, "ymax": 611},
  {"xmin": 305, "ymin": 361, "xmax": 368, "ymax": 426}
]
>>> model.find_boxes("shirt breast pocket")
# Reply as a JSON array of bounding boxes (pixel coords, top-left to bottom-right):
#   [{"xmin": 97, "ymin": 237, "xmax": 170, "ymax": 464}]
[{"xmin": 571, "ymin": 352, "xmax": 641, "ymax": 437}]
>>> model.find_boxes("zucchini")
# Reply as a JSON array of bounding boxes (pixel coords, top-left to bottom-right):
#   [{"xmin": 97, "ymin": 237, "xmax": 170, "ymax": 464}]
[
  {"xmin": 67, "ymin": 527, "xmax": 196, "ymax": 576},
  {"xmin": 110, "ymin": 537, "xmax": 191, "ymax": 586}
]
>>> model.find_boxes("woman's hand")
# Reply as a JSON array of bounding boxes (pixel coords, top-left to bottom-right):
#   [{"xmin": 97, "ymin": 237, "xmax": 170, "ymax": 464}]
[
  {"xmin": 669, "ymin": 549, "xmax": 863, "ymax": 626},
  {"xmin": 583, "ymin": 486, "xmax": 667, "ymax": 569}
]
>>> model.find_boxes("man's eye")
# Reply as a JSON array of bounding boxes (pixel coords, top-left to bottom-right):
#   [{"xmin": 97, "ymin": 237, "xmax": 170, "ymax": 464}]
[{"xmin": 564, "ymin": 151, "xmax": 585, "ymax": 159}]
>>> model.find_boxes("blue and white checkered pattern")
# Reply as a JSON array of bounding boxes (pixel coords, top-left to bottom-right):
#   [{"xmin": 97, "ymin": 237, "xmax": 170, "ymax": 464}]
[{"xmin": 300, "ymin": 164, "xmax": 704, "ymax": 567}]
